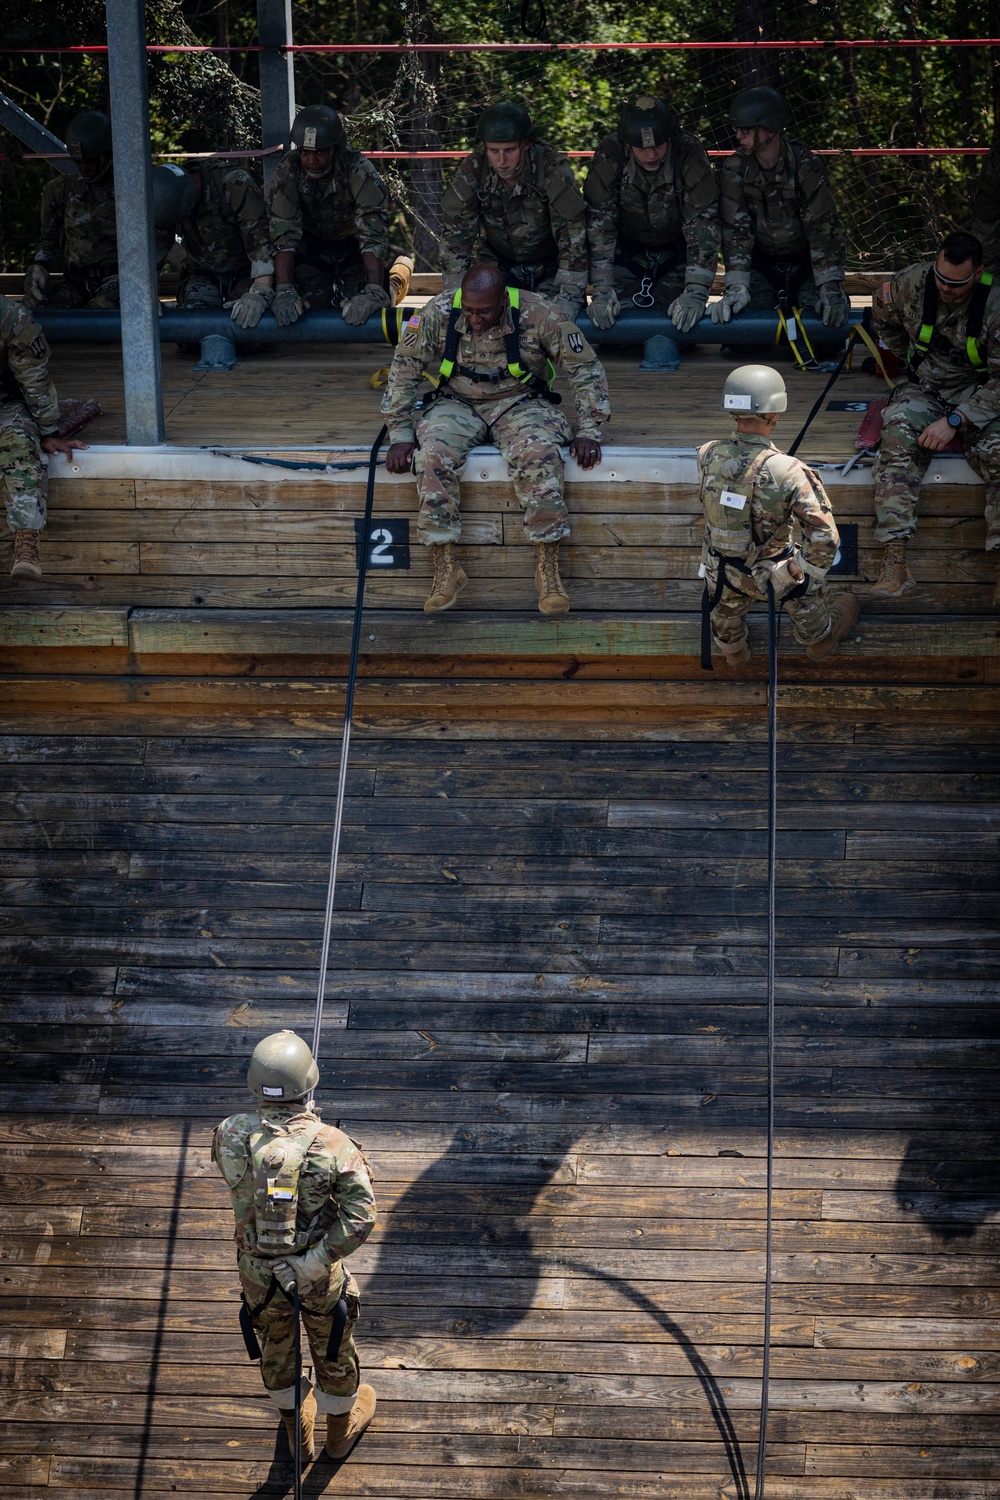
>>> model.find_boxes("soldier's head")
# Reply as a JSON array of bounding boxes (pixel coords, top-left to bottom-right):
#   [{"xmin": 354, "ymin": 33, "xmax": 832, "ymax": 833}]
[
  {"xmin": 618, "ymin": 96, "xmax": 678, "ymax": 174},
  {"xmin": 477, "ymin": 102, "xmax": 533, "ymax": 182},
  {"xmin": 728, "ymin": 87, "xmax": 790, "ymax": 162},
  {"xmin": 150, "ymin": 162, "xmax": 200, "ymax": 230},
  {"xmin": 934, "ymin": 231, "xmax": 985, "ymax": 307},
  {"xmin": 290, "ymin": 105, "xmax": 346, "ymax": 178},
  {"xmin": 460, "ymin": 263, "xmax": 508, "ymax": 333},
  {"xmin": 247, "ymin": 1030, "xmax": 319, "ymax": 1105},
  {"xmin": 723, "ymin": 364, "xmax": 787, "ymax": 434},
  {"xmin": 65, "ymin": 110, "xmax": 112, "ymax": 180}
]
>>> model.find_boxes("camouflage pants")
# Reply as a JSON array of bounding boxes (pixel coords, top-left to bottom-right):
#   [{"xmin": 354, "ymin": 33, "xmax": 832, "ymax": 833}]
[
  {"xmin": 239, "ymin": 1257, "xmax": 362, "ymax": 1416},
  {"xmin": 177, "ymin": 269, "xmax": 252, "ymax": 308},
  {"xmin": 612, "ymin": 242, "xmax": 685, "ymax": 311},
  {"xmin": 47, "ymin": 270, "xmax": 120, "ymax": 309},
  {"xmin": 476, "ymin": 249, "xmax": 559, "ymax": 304},
  {"xmin": 707, "ymin": 563, "xmax": 831, "ymax": 648},
  {"xmin": 746, "ymin": 272, "xmax": 820, "ymax": 313},
  {"xmin": 415, "ymin": 392, "xmax": 573, "ymax": 545},
  {"xmin": 0, "ymin": 401, "xmax": 47, "ymax": 532},
  {"xmin": 294, "ymin": 242, "xmax": 367, "ymax": 309},
  {"xmin": 872, "ymin": 386, "xmax": 1000, "ymax": 548}
]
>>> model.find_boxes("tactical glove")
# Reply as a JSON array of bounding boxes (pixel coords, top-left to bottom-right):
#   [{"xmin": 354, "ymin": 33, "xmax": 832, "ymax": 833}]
[
  {"xmin": 341, "ymin": 282, "xmax": 391, "ymax": 326},
  {"xmin": 709, "ymin": 271, "xmax": 752, "ymax": 324},
  {"xmin": 272, "ymin": 1241, "xmax": 334, "ymax": 1302},
  {"xmin": 818, "ymin": 281, "xmax": 851, "ymax": 327},
  {"xmin": 272, "ymin": 283, "xmax": 304, "ymax": 326},
  {"xmin": 23, "ymin": 261, "xmax": 50, "ymax": 311},
  {"xmin": 230, "ymin": 281, "xmax": 275, "ymax": 329},
  {"xmin": 587, "ymin": 287, "xmax": 621, "ymax": 330},
  {"xmin": 667, "ymin": 267, "xmax": 714, "ymax": 334}
]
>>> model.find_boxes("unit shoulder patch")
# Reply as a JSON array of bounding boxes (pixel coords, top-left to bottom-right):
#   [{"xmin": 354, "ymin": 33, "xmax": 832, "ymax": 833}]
[
  {"xmin": 400, "ymin": 313, "xmax": 422, "ymax": 350},
  {"xmin": 567, "ymin": 330, "xmax": 584, "ymax": 353}
]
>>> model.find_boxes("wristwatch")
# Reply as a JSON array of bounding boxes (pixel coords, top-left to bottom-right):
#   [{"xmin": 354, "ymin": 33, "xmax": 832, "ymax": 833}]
[{"xmin": 947, "ymin": 411, "xmax": 964, "ymax": 429}]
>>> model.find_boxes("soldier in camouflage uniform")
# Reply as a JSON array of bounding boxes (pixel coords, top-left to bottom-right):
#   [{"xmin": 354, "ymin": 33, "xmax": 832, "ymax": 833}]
[
  {"xmin": 871, "ymin": 230, "xmax": 1000, "ymax": 602},
  {"xmin": 150, "ymin": 161, "xmax": 275, "ymax": 327},
  {"xmin": 438, "ymin": 103, "xmax": 589, "ymax": 322},
  {"xmin": 383, "ymin": 262, "xmax": 609, "ymax": 616},
  {"xmin": 584, "ymin": 96, "xmax": 720, "ymax": 334},
  {"xmin": 699, "ymin": 364, "xmax": 859, "ymax": 665},
  {"xmin": 23, "ymin": 111, "xmax": 119, "ymax": 311},
  {"xmin": 267, "ymin": 105, "xmax": 391, "ymax": 327},
  {"xmin": 0, "ymin": 292, "xmax": 89, "ymax": 581},
  {"xmin": 213, "ymin": 1031, "xmax": 377, "ymax": 1464},
  {"xmin": 712, "ymin": 88, "xmax": 850, "ymax": 329}
]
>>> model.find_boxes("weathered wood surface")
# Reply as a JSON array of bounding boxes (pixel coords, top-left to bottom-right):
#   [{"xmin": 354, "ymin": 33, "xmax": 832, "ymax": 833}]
[{"xmin": 0, "ymin": 729, "xmax": 997, "ymax": 1496}]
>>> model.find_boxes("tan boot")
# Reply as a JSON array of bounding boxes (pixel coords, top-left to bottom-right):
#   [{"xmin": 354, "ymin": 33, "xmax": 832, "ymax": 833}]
[
  {"xmin": 279, "ymin": 1389, "xmax": 316, "ymax": 1463},
  {"xmin": 535, "ymin": 541, "xmax": 570, "ymax": 616},
  {"xmin": 389, "ymin": 254, "xmax": 414, "ymax": 305},
  {"xmin": 324, "ymin": 1383, "xmax": 377, "ymax": 1460},
  {"xmin": 717, "ymin": 633, "xmax": 751, "ymax": 667},
  {"xmin": 424, "ymin": 543, "xmax": 467, "ymax": 614},
  {"xmin": 870, "ymin": 539, "xmax": 914, "ymax": 598},
  {"xmin": 992, "ymin": 552, "xmax": 1000, "ymax": 609},
  {"xmin": 806, "ymin": 592, "xmax": 861, "ymax": 661},
  {"xmin": 10, "ymin": 529, "xmax": 42, "ymax": 580}
]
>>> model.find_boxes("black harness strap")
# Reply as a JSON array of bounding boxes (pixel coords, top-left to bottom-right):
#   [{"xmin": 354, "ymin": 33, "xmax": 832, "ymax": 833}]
[
  {"xmin": 700, "ymin": 556, "xmax": 754, "ymax": 671},
  {"xmin": 910, "ymin": 266, "xmax": 994, "ymax": 379},
  {"xmin": 326, "ymin": 1294, "xmax": 350, "ymax": 1359},
  {"xmin": 239, "ymin": 1272, "xmax": 284, "ymax": 1361}
]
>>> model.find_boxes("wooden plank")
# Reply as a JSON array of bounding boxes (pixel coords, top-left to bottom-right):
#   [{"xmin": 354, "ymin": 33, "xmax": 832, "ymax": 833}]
[{"xmin": 0, "ymin": 609, "xmax": 129, "ymax": 648}]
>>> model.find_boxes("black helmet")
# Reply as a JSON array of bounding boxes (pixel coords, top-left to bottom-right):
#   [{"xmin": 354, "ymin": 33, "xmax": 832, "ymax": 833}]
[
  {"xmin": 65, "ymin": 109, "xmax": 112, "ymax": 163},
  {"xmin": 618, "ymin": 95, "xmax": 678, "ymax": 149},
  {"xmin": 728, "ymin": 87, "xmax": 791, "ymax": 132},
  {"xmin": 290, "ymin": 104, "xmax": 346, "ymax": 152},
  {"xmin": 150, "ymin": 163, "xmax": 198, "ymax": 229},
  {"xmin": 477, "ymin": 102, "xmax": 533, "ymax": 144}
]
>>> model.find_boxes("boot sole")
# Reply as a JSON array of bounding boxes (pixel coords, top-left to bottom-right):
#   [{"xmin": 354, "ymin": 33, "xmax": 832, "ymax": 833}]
[
  {"xmin": 538, "ymin": 599, "xmax": 570, "ymax": 616},
  {"xmin": 10, "ymin": 564, "xmax": 42, "ymax": 581},
  {"xmin": 806, "ymin": 601, "xmax": 861, "ymax": 661},
  {"xmin": 869, "ymin": 574, "xmax": 915, "ymax": 599},
  {"xmin": 423, "ymin": 575, "xmax": 468, "ymax": 614}
]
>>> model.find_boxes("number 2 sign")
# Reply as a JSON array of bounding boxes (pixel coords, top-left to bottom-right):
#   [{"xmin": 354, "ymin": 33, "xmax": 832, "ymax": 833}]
[{"xmin": 354, "ymin": 518, "xmax": 411, "ymax": 571}]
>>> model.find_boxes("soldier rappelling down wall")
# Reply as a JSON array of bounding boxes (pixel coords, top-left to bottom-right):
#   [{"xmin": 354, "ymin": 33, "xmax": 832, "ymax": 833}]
[
  {"xmin": 712, "ymin": 88, "xmax": 850, "ymax": 331},
  {"xmin": 267, "ymin": 105, "xmax": 392, "ymax": 327},
  {"xmin": 212, "ymin": 1031, "xmax": 378, "ymax": 1464},
  {"xmin": 699, "ymin": 364, "xmax": 860, "ymax": 666},
  {"xmin": 382, "ymin": 263, "xmax": 608, "ymax": 616},
  {"xmin": 438, "ymin": 103, "xmax": 589, "ymax": 322},
  {"xmin": 584, "ymin": 95, "xmax": 720, "ymax": 335},
  {"xmin": 22, "ymin": 110, "xmax": 120, "ymax": 311}
]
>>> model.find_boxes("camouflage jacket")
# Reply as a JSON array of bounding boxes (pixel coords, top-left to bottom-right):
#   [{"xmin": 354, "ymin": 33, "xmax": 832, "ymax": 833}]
[
  {"xmin": 972, "ymin": 142, "xmax": 1000, "ymax": 271},
  {"xmin": 212, "ymin": 1103, "xmax": 376, "ymax": 1266},
  {"xmin": 719, "ymin": 137, "xmax": 845, "ymax": 280},
  {"xmin": 382, "ymin": 289, "xmax": 610, "ymax": 443},
  {"xmin": 438, "ymin": 142, "xmax": 588, "ymax": 281},
  {"xmin": 584, "ymin": 131, "xmax": 720, "ymax": 284},
  {"xmin": 0, "ymin": 294, "xmax": 60, "ymax": 431},
  {"xmin": 874, "ymin": 261, "xmax": 1000, "ymax": 426},
  {"xmin": 177, "ymin": 161, "xmax": 273, "ymax": 277},
  {"xmin": 35, "ymin": 162, "xmax": 117, "ymax": 274},
  {"xmin": 267, "ymin": 149, "xmax": 389, "ymax": 259},
  {"xmin": 697, "ymin": 433, "xmax": 839, "ymax": 577}
]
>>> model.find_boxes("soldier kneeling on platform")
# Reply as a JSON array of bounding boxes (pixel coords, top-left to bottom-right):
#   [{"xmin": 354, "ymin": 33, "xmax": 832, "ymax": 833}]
[
  {"xmin": 382, "ymin": 262, "xmax": 609, "ymax": 616},
  {"xmin": 213, "ymin": 1031, "xmax": 378, "ymax": 1464},
  {"xmin": 699, "ymin": 365, "xmax": 859, "ymax": 665}
]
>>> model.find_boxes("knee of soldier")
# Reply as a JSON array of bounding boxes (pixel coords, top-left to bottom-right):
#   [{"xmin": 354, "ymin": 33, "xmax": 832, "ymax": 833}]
[
  {"xmin": 415, "ymin": 434, "xmax": 462, "ymax": 476},
  {"xmin": 507, "ymin": 437, "xmax": 562, "ymax": 473},
  {"xmin": 179, "ymin": 282, "xmax": 224, "ymax": 310},
  {"xmin": 965, "ymin": 422, "xmax": 1000, "ymax": 477},
  {"xmin": 0, "ymin": 428, "xmax": 36, "ymax": 465}
]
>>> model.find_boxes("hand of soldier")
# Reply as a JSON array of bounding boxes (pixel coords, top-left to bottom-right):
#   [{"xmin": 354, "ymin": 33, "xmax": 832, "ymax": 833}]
[
  {"xmin": 818, "ymin": 282, "xmax": 851, "ymax": 327},
  {"xmin": 41, "ymin": 434, "xmax": 89, "ymax": 459},
  {"xmin": 587, "ymin": 287, "xmax": 621, "ymax": 331},
  {"xmin": 272, "ymin": 1241, "xmax": 333, "ymax": 1301},
  {"xmin": 918, "ymin": 416, "xmax": 962, "ymax": 452},
  {"xmin": 272, "ymin": 283, "xmax": 304, "ymax": 327},
  {"xmin": 385, "ymin": 442, "xmax": 417, "ymax": 474},
  {"xmin": 569, "ymin": 436, "xmax": 602, "ymax": 471},
  {"xmin": 709, "ymin": 274, "xmax": 752, "ymax": 324},
  {"xmin": 230, "ymin": 281, "xmax": 275, "ymax": 329},
  {"xmin": 341, "ymin": 283, "xmax": 391, "ymax": 326},
  {"xmin": 667, "ymin": 284, "xmax": 710, "ymax": 334},
  {"xmin": 23, "ymin": 261, "xmax": 50, "ymax": 311}
]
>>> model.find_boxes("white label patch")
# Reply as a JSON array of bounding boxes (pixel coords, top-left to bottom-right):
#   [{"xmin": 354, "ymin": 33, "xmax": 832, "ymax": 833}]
[
  {"xmin": 302, "ymin": 127, "xmax": 318, "ymax": 150},
  {"xmin": 269, "ymin": 1187, "xmax": 295, "ymax": 1201},
  {"xmin": 261, "ymin": 1085, "xmax": 284, "ymax": 1097},
  {"xmin": 723, "ymin": 393, "xmax": 752, "ymax": 411},
  {"xmin": 720, "ymin": 489, "xmax": 748, "ymax": 510}
]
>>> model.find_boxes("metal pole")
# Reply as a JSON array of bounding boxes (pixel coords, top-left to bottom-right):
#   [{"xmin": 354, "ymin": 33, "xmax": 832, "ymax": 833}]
[
  {"xmin": 0, "ymin": 91, "xmax": 76, "ymax": 177},
  {"xmin": 257, "ymin": 0, "xmax": 295, "ymax": 190},
  {"xmin": 105, "ymin": 0, "xmax": 164, "ymax": 445}
]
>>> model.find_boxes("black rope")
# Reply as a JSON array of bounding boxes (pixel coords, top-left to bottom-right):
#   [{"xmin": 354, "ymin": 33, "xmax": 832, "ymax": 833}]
[
  {"xmin": 292, "ymin": 1278, "xmax": 303, "ymax": 1500},
  {"xmin": 787, "ymin": 312, "xmax": 874, "ymax": 457},
  {"xmin": 520, "ymin": 0, "xmax": 548, "ymax": 38}
]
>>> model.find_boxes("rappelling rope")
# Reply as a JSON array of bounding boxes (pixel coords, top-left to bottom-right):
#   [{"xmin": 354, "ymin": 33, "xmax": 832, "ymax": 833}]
[{"xmin": 311, "ymin": 423, "xmax": 389, "ymax": 1065}]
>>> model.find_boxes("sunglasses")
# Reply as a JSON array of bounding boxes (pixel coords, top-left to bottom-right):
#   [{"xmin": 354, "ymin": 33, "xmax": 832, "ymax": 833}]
[{"xmin": 933, "ymin": 266, "xmax": 979, "ymax": 287}]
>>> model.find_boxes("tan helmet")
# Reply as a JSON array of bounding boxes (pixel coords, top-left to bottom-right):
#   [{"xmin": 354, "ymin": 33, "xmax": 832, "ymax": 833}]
[
  {"xmin": 247, "ymin": 1030, "xmax": 319, "ymax": 1101},
  {"xmin": 722, "ymin": 364, "xmax": 787, "ymax": 415}
]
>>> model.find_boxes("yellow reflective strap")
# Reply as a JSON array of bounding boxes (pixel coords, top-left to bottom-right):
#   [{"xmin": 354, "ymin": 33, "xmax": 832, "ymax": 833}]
[
  {"xmin": 776, "ymin": 308, "xmax": 809, "ymax": 369},
  {"xmin": 381, "ymin": 306, "xmax": 405, "ymax": 344},
  {"xmin": 848, "ymin": 320, "xmax": 894, "ymax": 389}
]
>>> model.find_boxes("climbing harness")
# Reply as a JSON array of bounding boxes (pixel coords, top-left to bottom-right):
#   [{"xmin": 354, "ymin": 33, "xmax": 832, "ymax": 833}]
[
  {"xmin": 435, "ymin": 286, "xmax": 558, "ymax": 400},
  {"xmin": 910, "ymin": 267, "xmax": 993, "ymax": 378}
]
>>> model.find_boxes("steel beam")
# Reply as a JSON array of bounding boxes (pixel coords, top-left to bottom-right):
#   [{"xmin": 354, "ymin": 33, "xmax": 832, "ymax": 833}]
[
  {"xmin": 257, "ymin": 0, "xmax": 295, "ymax": 189},
  {"xmin": 0, "ymin": 90, "xmax": 76, "ymax": 177},
  {"xmin": 104, "ymin": 0, "xmax": 164, "ymax": 444}
]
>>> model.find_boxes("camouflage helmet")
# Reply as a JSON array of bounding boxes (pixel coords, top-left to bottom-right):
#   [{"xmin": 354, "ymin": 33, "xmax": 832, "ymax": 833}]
[
  {"xmin": 65, "ymin": 110, "xmax": 112, "ymax": 163},
  {"xmin": 618, "ymin": 95, "xmax": 678, "ymax": 149},
  {"xmin": 290, "ymin": 104, "xmax": 346, "ymax": 152},
  {"xmin": 477, "ymin": 102, "xmax": 533, "ymax": 143},
  {"xmin": 247, "ymin": 1030, "xmax": 320, "ymax": 1102},
  {"xmin": 150, "ymin": 163, "xmax": 199, "ymax": 229},
  {"xmin": 722, "ymin": 364, "xmax": 788, "ymax": 415},
  {"xmin": 728, "ymin": 86, "xmax": 791, "ymax": 133}
]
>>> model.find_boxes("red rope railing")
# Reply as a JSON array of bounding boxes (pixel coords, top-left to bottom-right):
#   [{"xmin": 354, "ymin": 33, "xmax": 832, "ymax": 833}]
[{"xmin": 5, "ymin": 37, "xmax": 1000, "ymax": 54}]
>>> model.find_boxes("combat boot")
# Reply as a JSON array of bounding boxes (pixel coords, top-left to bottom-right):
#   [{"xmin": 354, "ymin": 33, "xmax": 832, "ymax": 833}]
[
  {"xmin": 424, "ymin": 543, "xmax": 467, "ymax": 614},
  {"xmin": 870, "ymin": 540, "xmax": 914, "ymax": 598},
  {"xmin": 535, "ymin": 542, "xmax": 570, "ymax": 616},
  {"xmin": 280, "ymin": 1389, "xmax": 316, "ymax": 1463},
  {"xmin": 992, "ymin": 552, "xmax": 1000, "ymax": 609},
  {"xmin": 806, "ymin": 593, "xmax": 861, "ymax": 661},
  {"xmin": 324, "ymin": 1384, "xmax": 377, "ymax": 1460},
  {"xmin": 717, "ymin": 633, "xmax": 751, "ymax": 667},
  {"xmin": 10, "ymin": 529, "xmax": 42, "ymax": 580}
]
